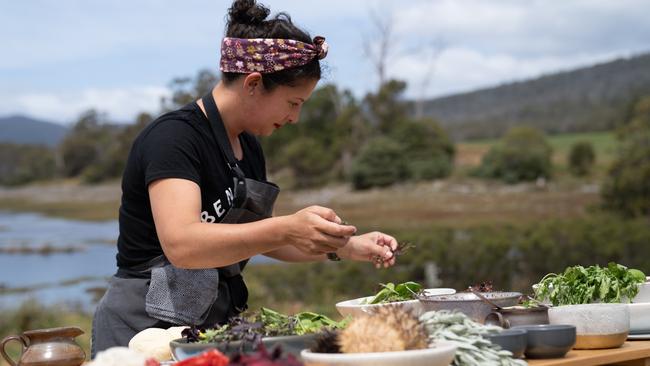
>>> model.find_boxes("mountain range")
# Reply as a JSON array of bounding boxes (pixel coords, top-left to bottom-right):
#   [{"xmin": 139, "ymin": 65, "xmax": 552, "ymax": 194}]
[
  {"xmin": 0, "ymin": 115, "xmax": 68, "ymax": 146},
  {"xmin": 2, "ymin": 52, "xmax": 650, "ymax": 143}
]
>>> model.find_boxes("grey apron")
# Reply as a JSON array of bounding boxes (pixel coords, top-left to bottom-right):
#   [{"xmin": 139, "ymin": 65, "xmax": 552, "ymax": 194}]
[{"xmin": 91, "ymin": 93, "xmax": 279, "ymax": 357}]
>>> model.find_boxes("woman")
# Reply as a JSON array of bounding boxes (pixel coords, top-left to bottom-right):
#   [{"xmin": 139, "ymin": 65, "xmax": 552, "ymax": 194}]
[{"xmin": 91, "ymin": 0, "xmax": 400, "ymax": 356}]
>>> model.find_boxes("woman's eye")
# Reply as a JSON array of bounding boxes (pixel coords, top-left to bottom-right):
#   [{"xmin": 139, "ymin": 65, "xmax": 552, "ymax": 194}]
[{"xmin": 289, "ymin": 102, "xmax": 299, "ymax": 107}]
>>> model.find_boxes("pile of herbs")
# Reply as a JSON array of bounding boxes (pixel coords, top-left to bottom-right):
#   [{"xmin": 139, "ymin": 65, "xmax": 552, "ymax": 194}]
[
  {"xmin": 534, "ymin": 262, "xmax": 646, "ymax": 306},
  {"xmin": 363, "ymin": 281, "xmax": 423, "ymax": 304},
  {"xmin": 182, "ymin": 307, "xmax": 347, "ymax": 344}
]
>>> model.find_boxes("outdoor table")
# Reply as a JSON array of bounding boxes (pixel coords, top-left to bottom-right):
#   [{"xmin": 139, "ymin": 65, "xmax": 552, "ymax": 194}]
[{"xmin": 527, "ymin": 340, "xmax": 650, "ymax": 366}]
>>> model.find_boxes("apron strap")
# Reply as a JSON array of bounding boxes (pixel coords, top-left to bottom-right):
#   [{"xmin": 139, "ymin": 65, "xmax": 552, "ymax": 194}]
[{"xmin": 201, "ymin": 93, "xmax": 246, "ymax": 181}]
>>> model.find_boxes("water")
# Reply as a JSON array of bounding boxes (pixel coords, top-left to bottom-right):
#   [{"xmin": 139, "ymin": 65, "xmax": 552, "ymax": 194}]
[{"xmin": 0, "ymin": 211, "xmax": 276, "ymax": 311}]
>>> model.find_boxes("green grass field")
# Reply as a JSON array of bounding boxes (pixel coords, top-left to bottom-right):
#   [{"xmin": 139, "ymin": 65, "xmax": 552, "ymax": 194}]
[{"xmin": 456, "ymin": 130, "xmax": 618, "ymax": 177}]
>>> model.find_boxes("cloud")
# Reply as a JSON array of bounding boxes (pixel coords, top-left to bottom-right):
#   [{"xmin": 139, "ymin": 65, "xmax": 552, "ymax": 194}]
[
  {"xmin": 0, "ymin": 86, "xmax": 170, "ymax": 124},
  {"xmin": 2, "ymin": 0, "xmax": 650, "ymax": 122},
  {"xmin": 390, "ymin": 46, "xmax": 630, "ymax": 99}
]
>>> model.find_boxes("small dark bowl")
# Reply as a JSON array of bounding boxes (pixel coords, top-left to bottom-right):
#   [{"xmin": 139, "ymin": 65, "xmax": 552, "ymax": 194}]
[
  {"xmin": 170, "ymin": 334, "xmax": 317, "ymax": 361},
  {"xmin": 485, "ymin": 329, "xmax": 528, "ymax": 358},
  {"xmin": 512, "ymin": 324, "xmax": 576, "ymax": 359}
]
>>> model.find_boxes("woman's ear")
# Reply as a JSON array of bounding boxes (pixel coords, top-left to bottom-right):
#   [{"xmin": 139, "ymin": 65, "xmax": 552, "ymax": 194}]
[{"xmin": 242, "ymin": 72, "xmax": 263, "ymax": 95}]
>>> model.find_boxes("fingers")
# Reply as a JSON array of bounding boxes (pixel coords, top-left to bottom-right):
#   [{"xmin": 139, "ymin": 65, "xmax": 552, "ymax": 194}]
[
  {"xmin": 316, "ymin": 218, "xmax": 356, "ymax": 238},
  {"xmin": 381, "ymin": 233, "xmax": 399, "ymax": 252},
  {"xmin": 368, "ymin": 242, "xmax": 394, "ymax": 263},
  {"xmin": 305, "ymin": 205, "xmax": 341, "ymax": 223}
]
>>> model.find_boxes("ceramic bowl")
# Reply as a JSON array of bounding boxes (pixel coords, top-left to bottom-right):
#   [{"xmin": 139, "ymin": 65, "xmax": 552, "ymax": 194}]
[
  {"xmin": 484, "ymin": 305, "xmax": 549, "ymax": 328},
  {"xmin": 484, "ymin": 329, "xmax": 527, "ymax": 358},
  {"xmin": 628, "ymin": 302, "xmax": 650, "ymax": 334},
  {"xmin": 417, "ymin": 292, "xmax": 522, "ymax": 323},
  {"xmin": 300, "ymin": 341, "xmax": 457, "ymax": 366},
  {"xmin": 511, "ymin": 324, "xmax": 576, "ymax": 359},
  {"xmin": 170, "ymin": 334, "xmax": 317, "ymax": 361},
  {"xmin": 632, "ymin": 282, "xmax": 650, "ymax": 303},
  {"xmin": 335, "ymin": 288, "xmax": 456, "ymax": 318},
  {"xmin": 548, "ymin": 303, "xmax": 629, "ymax": 349}
]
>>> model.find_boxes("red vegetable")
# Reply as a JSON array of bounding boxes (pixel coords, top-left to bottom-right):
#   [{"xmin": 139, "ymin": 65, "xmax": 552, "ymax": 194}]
[
  {"xmin": 145, "ymin": 358, "xmax": 161, "ymax": 366},
  {"xmin": 174, "ymin": 349, "xmax": 229, "ymax": 366}
]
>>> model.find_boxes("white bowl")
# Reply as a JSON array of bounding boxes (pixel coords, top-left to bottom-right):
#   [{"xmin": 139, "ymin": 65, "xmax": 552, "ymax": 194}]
[
  {"xmin": 629, "ymin": 303, "xmax": 650, "ymax": 334},
  {"xmin": 335, "ymin": 288, "xmax": 456, "ymax": 318},
  {"xmin": 633, "ymin": 282, "xmax": 650, "ymax": 303},
  {"xmin": 548, "ymin": 303, "xmax": 630, "ymax": 349},
  {"xmin": 300, "ymin": 341, "xmax": 457, "ymax": 366}
]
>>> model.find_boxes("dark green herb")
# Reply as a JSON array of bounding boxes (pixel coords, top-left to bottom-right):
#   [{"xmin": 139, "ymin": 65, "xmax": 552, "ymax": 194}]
[
  {"xmin": 364, "ymin": 281, "xmax": 423, "ymax": 304},
  {"xmin": 534, "ymin": 262, "xmax": 646, "ymax": 306},
  {"xmin": 185, "ymin": 307, "xmax": 348, "ymax": 344}
]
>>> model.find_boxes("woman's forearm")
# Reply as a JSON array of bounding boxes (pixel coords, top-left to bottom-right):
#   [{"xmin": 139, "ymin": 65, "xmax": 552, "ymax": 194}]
[
  {"xmin": 163, "ymin": 216, "xmax": 289, "ymax": 269},
  {"xmin": 263, "ymin": 245, "xmax": 327, "ymax": 262}
]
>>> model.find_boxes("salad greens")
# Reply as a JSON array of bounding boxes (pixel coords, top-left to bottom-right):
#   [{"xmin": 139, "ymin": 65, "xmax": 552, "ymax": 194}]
[
  {"xmin": 363, "ymin": 281, "xmax": 423, "ymax": 304},
  {"xmin": 258, "ymin": 307, "xmax": 346, "ymax": 336},
  {"xmin": 184, "ymin": 307, "xmax": 348, "ymax": 344},
  {"xmin": 534, "ymin": 262, "xmax": 646, "ymax": 306}
]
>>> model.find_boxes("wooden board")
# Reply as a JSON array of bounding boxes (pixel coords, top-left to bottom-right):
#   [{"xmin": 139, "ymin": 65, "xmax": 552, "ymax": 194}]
[{"xmin": 527, "ymin": 341, "xmax": 650, "ymax": 366}]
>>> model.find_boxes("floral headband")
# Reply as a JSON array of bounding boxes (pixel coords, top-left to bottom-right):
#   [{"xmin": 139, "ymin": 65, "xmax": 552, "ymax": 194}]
[{"xmin": 220, "ymin": 36, "xmax": 329, "ymax": 74}]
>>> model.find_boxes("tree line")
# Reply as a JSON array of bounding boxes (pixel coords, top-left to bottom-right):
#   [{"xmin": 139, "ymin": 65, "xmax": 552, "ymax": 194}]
[{"xmin": 1, "ymin": 69, "xmax": 648, "ymax": 218}]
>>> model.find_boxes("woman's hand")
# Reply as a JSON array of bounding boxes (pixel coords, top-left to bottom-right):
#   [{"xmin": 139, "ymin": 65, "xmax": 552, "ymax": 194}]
[
  {"xmin": 338, "ymin": 231, "xmax": 399, "ymax": 268},
  {"xmin": 282, "ymin": 206, "xmax": 357, "ymax": 255}
]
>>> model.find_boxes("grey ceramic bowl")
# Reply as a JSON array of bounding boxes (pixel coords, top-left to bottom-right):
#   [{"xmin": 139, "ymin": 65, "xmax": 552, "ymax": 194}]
[
  {"xmin": 169, "ymin": 334, "xmax": 317, "ymax": 361},
  {"xmin": 512, "ymin": 324, "xmax": 576, "ymax": 359},
  {"xmin": 418, "ymin": 292, "xmax": 522, "ymax": 323},
  {"xmin": 485, "ymin": 329, "xmax": 528, "ymax": 358}
]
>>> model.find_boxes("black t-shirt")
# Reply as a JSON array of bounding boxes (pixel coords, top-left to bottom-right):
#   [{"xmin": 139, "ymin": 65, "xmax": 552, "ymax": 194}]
[{"xmin": 116, "ymin": 102, "xmax": 267, "ymax": 269}]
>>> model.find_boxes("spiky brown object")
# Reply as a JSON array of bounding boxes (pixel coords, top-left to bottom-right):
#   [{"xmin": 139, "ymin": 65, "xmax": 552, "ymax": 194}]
[
  {"xmin": 310, "ymin": 330, "xmax": 341, "ymax": 354},
  {"xmin": 339, "ymin": 306, "xmax": 428, "ymax": 353}
]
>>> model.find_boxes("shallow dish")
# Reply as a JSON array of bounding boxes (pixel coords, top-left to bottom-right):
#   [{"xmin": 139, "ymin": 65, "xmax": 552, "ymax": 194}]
[
  {"xmin": 512, "ymin": 324, "xmax": 576, "ymax": 359},
  {"xmin": 170, "ymin": 334, "xmax": 317, "ymax": 361},
  {"xmin": 418, "ymin": 292, "xmax": 521, "ymax": 323},
  {"xmin": 300, "ymin": 341, "xmax": 457, "ymax": 366},
  {"xmin": 335, "ymin": 288, "xmax": 456, "ymax": 318}
]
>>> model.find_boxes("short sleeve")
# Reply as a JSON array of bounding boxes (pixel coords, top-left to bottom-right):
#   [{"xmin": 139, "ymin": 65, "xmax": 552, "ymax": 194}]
[{"xmin": 138, "ymin": 119, "xmax": 202, "ymax": 187}]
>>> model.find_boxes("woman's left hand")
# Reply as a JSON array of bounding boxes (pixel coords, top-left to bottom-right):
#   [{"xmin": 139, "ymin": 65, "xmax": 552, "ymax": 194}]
[{"xmin": 338, "ymin": 232, "xmax": 399, "ymax": 268}]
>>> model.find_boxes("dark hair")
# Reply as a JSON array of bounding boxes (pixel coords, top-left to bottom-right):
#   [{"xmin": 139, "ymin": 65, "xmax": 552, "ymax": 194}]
[{"xmin": 223, "ymin": 0, "xmax": 321, "ymax": 90}]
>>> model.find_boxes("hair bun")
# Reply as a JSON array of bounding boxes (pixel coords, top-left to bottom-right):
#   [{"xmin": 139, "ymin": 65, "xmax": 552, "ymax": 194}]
[{"xmin": 228, "ymin": 0, "xmax": 270, "ymax": 26}]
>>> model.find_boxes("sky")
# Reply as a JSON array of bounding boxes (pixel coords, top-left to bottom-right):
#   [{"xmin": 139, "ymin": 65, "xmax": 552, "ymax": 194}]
[{"xmin": 1, "ymin": 0, "xmax": 650, "ymax": 125}]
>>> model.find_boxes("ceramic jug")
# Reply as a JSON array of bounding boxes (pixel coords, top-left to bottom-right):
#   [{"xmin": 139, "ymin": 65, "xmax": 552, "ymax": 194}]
[{"xmin": 0, "ymin": 326, "xmax": 86, "ymax": 366}]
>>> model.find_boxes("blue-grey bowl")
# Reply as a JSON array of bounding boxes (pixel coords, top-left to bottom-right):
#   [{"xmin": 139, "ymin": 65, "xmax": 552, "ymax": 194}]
[
  {"xmin": 512, "ymin": 324, "xmax": 576, "ymax": 359},
  {"xmin": 485, "ymin": 329, "xmax": 527, "ymax": 358}
]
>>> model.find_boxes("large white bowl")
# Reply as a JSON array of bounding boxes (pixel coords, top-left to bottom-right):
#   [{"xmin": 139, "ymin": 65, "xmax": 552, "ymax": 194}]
[
  {"xmin": 335, "ymin": 288, "xmax": 456, "ymax": 318},
  {"xmin": 629, "ymin": 302, "xmax": 650, "ymax": 334},
  {"xmin": 301, "ymin": 341, "xmax": 457, "ymax": 366},
  {"xmin": 548, "ymin": 303, "xmax": 630, "ymax": 349},
  {"xmin": 632, "ymin": 282, "xmax": 650, "ymax": 303}
]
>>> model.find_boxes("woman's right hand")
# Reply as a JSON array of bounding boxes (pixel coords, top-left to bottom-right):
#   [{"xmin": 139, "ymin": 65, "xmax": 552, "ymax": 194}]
[{"xmin": 282, "ymin": 205, "xmax": 357, "ymax": 255}]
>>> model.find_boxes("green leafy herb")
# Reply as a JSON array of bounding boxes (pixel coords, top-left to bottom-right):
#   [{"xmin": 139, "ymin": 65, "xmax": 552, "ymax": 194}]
[
  {"xmin": 534, "ymin": 262, "xmax": 646, "ymax": 306},
  {"xmin": 189, "ymin": 308, "xmax": 348, "ymax": 343},
  {"xmin": 364, "ymin": 281, "xmax": 423, "ymax": 304}
]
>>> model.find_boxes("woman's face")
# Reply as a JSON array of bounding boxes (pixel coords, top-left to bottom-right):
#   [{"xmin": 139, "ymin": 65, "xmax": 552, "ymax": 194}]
[{"xmin": 243, "ymin": 77, "xmax": 319, "ymax": 136}]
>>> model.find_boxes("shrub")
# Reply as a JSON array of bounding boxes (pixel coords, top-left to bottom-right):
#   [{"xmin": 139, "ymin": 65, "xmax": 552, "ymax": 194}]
[
  {"xmin": 568, "ymin": 141, "xmax": 596, "ymax": 176},
  {"xmin": 350, "ymin": 137, "xmax": 407, "ymax": 190},
  {"xmin": 280, "ymin": 137, "xmax": 337, "ymax": 188},
  {"xmin": 475, "ymin": 126, "xmax": 553, "ymax": 183},
  {"xmin": 391, "ymin": 119, "xmax": 455, "ymax": 180},
  {"xmin": 602, "ymin": 96, "xmax": 650, "ymax": 217}
]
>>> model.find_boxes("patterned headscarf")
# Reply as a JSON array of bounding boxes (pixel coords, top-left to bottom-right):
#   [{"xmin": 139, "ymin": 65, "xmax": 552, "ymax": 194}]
[{"xmin": 220, "ymin": 36, "xmax": 329, "ymax": 74}]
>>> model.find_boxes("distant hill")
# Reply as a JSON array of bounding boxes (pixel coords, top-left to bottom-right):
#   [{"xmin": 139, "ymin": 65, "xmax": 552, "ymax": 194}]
[
  {"xmin": 421, "ymin": 53, "xmax": 650, "ymax": 140},
  {"xmin": 0, "ymin": 115, "xmax": 68, "ymax": 146}
]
